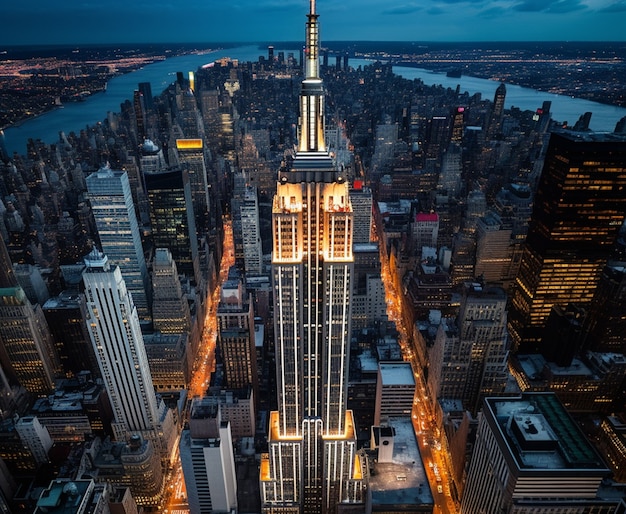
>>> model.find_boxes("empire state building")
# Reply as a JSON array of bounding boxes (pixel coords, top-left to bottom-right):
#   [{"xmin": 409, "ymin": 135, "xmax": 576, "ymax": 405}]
[{"xmin": 260, "ymin": 2, "xmax": 367, "ymax": 513}]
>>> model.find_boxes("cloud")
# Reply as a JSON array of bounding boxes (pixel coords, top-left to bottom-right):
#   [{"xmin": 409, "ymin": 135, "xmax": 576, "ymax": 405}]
[
  {"xmin": 382, "ymin": 4, "xmax": 422, "ymax": 14},
  {"xmin": 478, "ymin": 5, "xmax": 508, "ymax": 16},
  {"xmin": 513, "ymin": 0, "xmax": 586, "ymax": 11},
  {"xmin": 598, "ymin": 0, "xmax": 626, "ymax": 11}
]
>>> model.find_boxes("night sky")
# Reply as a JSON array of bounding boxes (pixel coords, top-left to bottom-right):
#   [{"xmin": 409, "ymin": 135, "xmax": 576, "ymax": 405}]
[{"xmin": 1, "ymin": 0, "xmax": 625, "ymax": 46}]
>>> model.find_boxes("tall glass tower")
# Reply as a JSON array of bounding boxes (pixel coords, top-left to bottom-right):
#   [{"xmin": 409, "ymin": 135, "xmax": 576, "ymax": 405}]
[
  {"xmin": 509, "ymin": 132, "xmax": 626, "ymax": 352},
  {"xmin": 260, "ymin": 2, "xmax": 367, "ymax": 512}
]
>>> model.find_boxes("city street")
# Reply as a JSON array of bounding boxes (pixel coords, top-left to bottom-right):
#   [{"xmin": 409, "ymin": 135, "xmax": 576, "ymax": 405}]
[
  {"xmin": 377, "ymin": 219, "xmax": 459, "ymax": 514},
  {"xmin": 162, "ymin": 219, "xmax": 235, "ymax": 514}
]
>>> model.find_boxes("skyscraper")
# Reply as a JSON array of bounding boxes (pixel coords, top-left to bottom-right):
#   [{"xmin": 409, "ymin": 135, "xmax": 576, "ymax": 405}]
[
  {"xmin": 179, "ymin": 399, "xmax": 237, "ymax": 514},
  {"xmin": 82, "ymin": 249, "xmax": 174, "ymax": 469},
  {"xmin": 461, "ymin": 393, "xmax": 610, "ymax": 513},
  {"xmin": 217, "ymin": 268, "xmax": 258, "ymax": 399},
  {"xmin": 43, "ymin": 291, "xmax": 100, "ymax": 379},
  {"xmin": 176, "ymin": 138, "xmax": 210, "ymax": 234},
  {"xmin": 474, "ymin": 211, "xmax": 513, "ymax": 284},
  {"xmin": 0, "ymin": 246, "xmax": 59, "ymax": 396},
  {"xmin": 349, "ymin": 182, "xmax": 372, "ymax": 245},
  {"xmin": 259, "ymin": 2, "xmax": 367, "ymax": 512},
  {"xmin": 240, "ymin": 186, "xmax": 263, "ymax": 276},
  {"xmin": 433, "ymin": 282, "xmax": 509, "ymax": 414},
  {"xmin": 509, "ymin": 132, "xmax": 626, "ymax": 352},
  {"xmin": 486, "ymin": 82, "xmax": 506, "ymax": 140},
  {"xmin": 86, "ymin": 165, "xmax": 151, "ymax": 322},
  {"xmin": 151, "ymin": 248, "xmax": 192, "ymax": 336},
  {"xmin": 145, "ymin": 166, "xmax": 201, "ymax": 285}
]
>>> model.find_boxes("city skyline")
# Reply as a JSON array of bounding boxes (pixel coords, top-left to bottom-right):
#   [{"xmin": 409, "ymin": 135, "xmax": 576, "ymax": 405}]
[
  {"xmin": 2, "ymin": 0, "xmax": 626, "ymax": 46},
  {"xmin": 0, "ymin": 0, "xmax": 625, "ymax": 510}
]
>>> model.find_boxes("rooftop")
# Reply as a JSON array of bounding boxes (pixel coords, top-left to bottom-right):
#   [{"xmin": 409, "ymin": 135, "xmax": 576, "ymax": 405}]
[
  {"xmin": 553, "ymin": 130, "xmax": 626, "ymax": 143},
  {"xmin": 35, "ymin": 479, "xmax": 94, "ymax": 514},
  {"xmin": 487, "ymin": 393, "xmax": 608, "ymax": 472},
  {"xmin": 380, "ymin": 362, "xmax": 416, "ymax": 387},
  {"xmin": 369, "ymin": 418, "xmax": 433, "ymax": 509}
]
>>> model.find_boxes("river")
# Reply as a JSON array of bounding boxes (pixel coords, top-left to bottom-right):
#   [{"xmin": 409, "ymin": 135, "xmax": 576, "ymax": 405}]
[
  {"xmin": 382, "ymin": 62, "xmax": 626, "ymax": 133},
  {"xmin": 3, "ymin": 45, "xmax": 283, "ymax": 155},
  {"xmin": 4, "ymin": 47, "xmax": 626, "ymax": 156}
]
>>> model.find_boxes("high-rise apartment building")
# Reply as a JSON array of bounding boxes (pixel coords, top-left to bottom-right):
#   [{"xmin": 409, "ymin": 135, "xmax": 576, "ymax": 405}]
[
  {"xmin": 177, "ymin": 87, "xmax": 205, "ymax": 140},
  {"xmin": 15, "ymin": 416, "xmax": 52, "ymax": 466},
  {"xmin": 412, "ymin": 212, "xmax": 439, "ymax": 253},
  {"xmin": 371, "ymin": 121, "xmax": 398, "ymax": 176},
  {"xmin": 374, "ymin": 362, "xmax": 416, "ymax": 425},
  {"xmin": 509, "ymin": 132, "xmax": 626, "ymax": 352},
  {"xmin": 86, "ymin": 165, "xmax": 151, "ymax": 322},
  {"xmin": 450, "ymin": 106, "xmax": 465, "ymax": 143},
  {"xmin": 351, "ymin": 243, "xmax": 386, "ymax": 331},
  {"xmin": 0, "ymin": 285, "xmax": 59, "ymax": 396},
  {"xmin": 438, "ymin": 142, "xmax": 462, "ymax": 198},
  {"xmin": 349, "ymin": 182, "xmax": 372, "ymax": 244},
  {"xmin": 259, "ymin": 2, "xmax": 367, "ymax": 512},
  {"xmin": 474, "ymin": 211, "xmax": 513, "ymax": 285}
]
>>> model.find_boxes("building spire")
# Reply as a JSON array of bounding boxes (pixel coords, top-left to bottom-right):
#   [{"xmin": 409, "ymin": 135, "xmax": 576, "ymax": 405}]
[
  {"xmin": 305, "ymin": 0, "xmax": 319, "ymax": 80},
  {"xmin": 297, "ymin": 0, "xmax": 326, "ymax": 154}
]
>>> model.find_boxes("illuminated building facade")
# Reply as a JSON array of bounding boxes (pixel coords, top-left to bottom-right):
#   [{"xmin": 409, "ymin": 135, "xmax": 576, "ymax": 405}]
[
  {"xmin": 176, "ymin": 138, "xmax": 210, "ymax": 233},
  {"xmin": 0, "ymin": 286, "xmax": 59, "ymax": 396},
  {"xmin": 474, "ymin": 212, "xmax": 513, "ymax": 285},
  {"xmin": 217, "ymin": 269, "xmax": 258, "ymax": 399},
  {"xmin": 509, "ymin": 132, "xmax": 626, "ymax": 352},
  {"xmin": 93, "ymin": 436, "xmax": 163, "ymax": 508},
  {"xmin": 486, "ymin": 82, "xmax": 506, "ymax": 140},
  {"xmin": 260, "ymin": 2, "xmax": 367, "ymax": 512},
  {"xmin": 0, "ymin": 219, "xmax": 59, "ymax": 397},
  {"xmin": 82, "ymin": 250, "xmax": 159, "ymax": 438},
  {"xmin": 596, "ymin": 415, "xmax": 626, "ymax": 482}
]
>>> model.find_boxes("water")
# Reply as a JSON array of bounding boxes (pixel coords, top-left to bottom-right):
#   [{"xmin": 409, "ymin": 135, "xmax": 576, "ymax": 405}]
[
  {"xmin": 352, "ymin": 59, "xmax": 626, "ymax": 133},
  {"xmin": 3, "ymin": 45, "xmax": 287, "ymax": 155},
  {"xmin": 4, "ymin": 48, "xmax": 626, "ymax": 155}
]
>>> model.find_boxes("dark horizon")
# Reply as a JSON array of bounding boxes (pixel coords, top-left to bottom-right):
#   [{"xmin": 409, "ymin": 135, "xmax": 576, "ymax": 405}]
[{"xmin": 2, "ymin": 40, "xmax": 625, "ymax": 60}]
